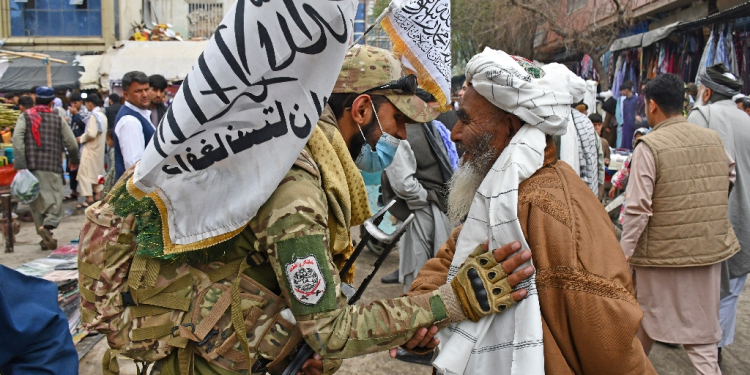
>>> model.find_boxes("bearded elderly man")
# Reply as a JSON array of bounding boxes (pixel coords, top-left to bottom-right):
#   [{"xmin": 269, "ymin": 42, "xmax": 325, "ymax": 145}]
[
  {"xmin": 405, "ymin": 49, "xmax": 655, "ymax": 375},
  {"xmin": 688, "ymin": 64, "xmax": 750, "ymax": 360},
  {"xmin": 148, "ymin": 45, "xmax": 535, "ymax": 375}
]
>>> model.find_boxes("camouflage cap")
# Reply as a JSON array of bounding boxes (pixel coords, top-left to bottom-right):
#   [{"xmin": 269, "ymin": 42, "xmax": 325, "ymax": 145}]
[{"xmin": 333, "ymin": 45, "xmax": 438, "ymax": 123}]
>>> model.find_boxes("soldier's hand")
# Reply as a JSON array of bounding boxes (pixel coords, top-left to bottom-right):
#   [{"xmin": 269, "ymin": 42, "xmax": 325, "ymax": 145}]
[
  {"xmin": 388, "ymin": 325, "xmax": 440, "ymax": 358},
  {"xmin": 450, "ymin": 241, "xmax": 534, "ymax": 322},
  {"xmin": 298, "ymin": 353, "xmax": 323, "ymax": 375}
]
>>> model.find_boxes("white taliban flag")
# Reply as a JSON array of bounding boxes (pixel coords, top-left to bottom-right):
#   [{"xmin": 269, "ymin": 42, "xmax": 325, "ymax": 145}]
[
  {"xmin": 381, "ymin": 0, "xmax": 452, "ymax": 110},
  {"xmin": 131, "ymin": 0, "xmax": 357, "ymax": 255}
]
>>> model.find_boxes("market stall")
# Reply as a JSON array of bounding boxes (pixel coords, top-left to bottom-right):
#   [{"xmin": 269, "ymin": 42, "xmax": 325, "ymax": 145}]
[
  {"xmin": 98, "ymin": 40, "xmax": 208, "ymax": 91},
  {"xmin": 0, "ymin": 51, "xmax": 78, "ymax": 92}
]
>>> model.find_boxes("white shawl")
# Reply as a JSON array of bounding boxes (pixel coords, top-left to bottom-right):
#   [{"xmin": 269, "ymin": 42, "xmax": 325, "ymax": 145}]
[{"xmin": 433, "ymin": 48, "xmax": 574, "ymax": 375}]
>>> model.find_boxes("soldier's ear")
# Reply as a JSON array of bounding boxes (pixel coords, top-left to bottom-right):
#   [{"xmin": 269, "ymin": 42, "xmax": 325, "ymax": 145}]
[{"xmin": 350, "ymin": 94, "xmax": 373, "ymax": 126}]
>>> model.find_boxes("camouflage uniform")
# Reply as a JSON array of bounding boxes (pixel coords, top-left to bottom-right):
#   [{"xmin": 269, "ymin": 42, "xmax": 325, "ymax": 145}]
[
  {"xmin": 251, "ymin": 134, "xmax": 451, "ymax": 361},
  {"xmin": 152, "ymin": 46, "xmax": 457, "ymax": 374}
]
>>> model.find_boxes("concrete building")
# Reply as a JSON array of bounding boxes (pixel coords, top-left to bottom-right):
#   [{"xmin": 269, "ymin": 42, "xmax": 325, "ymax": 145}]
[
  {"xmin": 533, "ymin": 0, "xmax": 749, "ymax": 61},
  {"xmin": 0, "ymin": 0, "xmax": 232, "ymax": 52}
]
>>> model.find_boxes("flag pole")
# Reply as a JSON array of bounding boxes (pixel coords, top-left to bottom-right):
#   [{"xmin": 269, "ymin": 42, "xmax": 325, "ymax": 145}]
[{"xmin": 351, "ymin": 2, "xmax": 396, "ymax": 46}]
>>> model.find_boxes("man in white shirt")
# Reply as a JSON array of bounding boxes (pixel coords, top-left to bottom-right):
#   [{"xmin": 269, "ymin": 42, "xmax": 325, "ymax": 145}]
[{"xmin": 112, "ymin": 71, "xmax": 155, "ymax": 180}]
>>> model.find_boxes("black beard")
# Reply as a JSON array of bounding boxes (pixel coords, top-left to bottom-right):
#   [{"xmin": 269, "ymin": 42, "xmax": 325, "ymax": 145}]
[{"xmin": 348, "ymin": 115, "xmax": 380, "ymax": 161}]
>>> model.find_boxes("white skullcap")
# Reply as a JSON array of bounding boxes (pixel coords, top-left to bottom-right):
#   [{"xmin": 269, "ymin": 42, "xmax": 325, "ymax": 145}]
[
  {"xmin": 567, "ymin": 72, "xmax": 587, "ymax": 102},
  {"xmin": 465, "ymin": 48, "xmax": 574, "ymax": 136}
]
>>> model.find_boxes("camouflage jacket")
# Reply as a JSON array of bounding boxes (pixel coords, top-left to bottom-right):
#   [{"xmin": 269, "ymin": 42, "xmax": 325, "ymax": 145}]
[{"xmin": 244, "ymin": 144, "xmax": 454, "ymax": 359}]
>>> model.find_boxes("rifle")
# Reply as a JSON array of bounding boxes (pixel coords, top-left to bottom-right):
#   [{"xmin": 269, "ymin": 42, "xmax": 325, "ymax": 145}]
[{"xmin": 280, "ymin": 200, "xmax": 415, "ymax": 375}]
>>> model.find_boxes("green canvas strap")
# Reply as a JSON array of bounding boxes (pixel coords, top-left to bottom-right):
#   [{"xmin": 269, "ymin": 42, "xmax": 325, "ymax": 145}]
[
  {"xmin": 102, "ymin": 349, "xmax": 121, "ymax": 375},
  {"xmin": 128, "ymin": 255, "xmax": 161, "ymax": 291},
  {"xmin": 81, "ymin": 307, "xmax": 97, "ymax": 323},
  {"xmin": 193, "ymin": 289, "xmax": 232, "ymax": 340},
  {"xmin": 79, "ymin": 285, "xmax": 96, "ymax": 304},
  {"xmin": 131, "ymin": 273, "xmax": 192, "ymax": 305},
  {"xmin": 140, "ymin": 292, "xmax": 191, "ymax": 311},
  {"xmin": 207, "ymin": 257, "xmax": 246, "ymax": 283},
  {"xmin": 130, "ymin": 305, "xmax": 172, "ymax": 318},
  {"xmin": 230, "ymin": 260, "xmax": 253, "ymax": 366},
  {"xmin": 132, "ymin": 323, "xmax": 175, "ymax": 342},
  {"xmin": 78, "ymin": 261, "xmax": 103, "ymax": 280}
]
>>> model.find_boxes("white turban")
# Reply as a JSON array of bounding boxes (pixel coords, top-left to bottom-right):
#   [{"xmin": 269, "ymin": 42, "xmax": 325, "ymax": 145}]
[
  {"xmin": 466, "ymin": 48, "xmax": 575, "ymax": 136},
  {"xmin": 567, "ymin": 72, "xmax": 588, "ymax": 103}
]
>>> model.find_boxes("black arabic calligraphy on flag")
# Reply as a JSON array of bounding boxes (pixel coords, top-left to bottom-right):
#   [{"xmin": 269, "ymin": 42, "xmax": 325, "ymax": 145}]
[{"xmin": 131, "ymin": 0, "xmax": 357, "ymax": 253}]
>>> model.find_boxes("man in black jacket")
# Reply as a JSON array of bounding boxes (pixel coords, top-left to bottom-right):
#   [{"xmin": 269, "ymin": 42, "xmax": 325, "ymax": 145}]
[
  {"xmin": 104, "ymin": 93, "xmax": 122, "ymax": 132},
  {"xmin": 148, "ymin": 74, "xmax": 169, "ymax": 125}
]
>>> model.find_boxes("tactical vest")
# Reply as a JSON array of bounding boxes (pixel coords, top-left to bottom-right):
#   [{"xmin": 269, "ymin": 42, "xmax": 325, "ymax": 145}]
[
  {"xmin": 630, "ymin": 117, "xmax": 740, "ymax": 267},
  {"xmin": 79, "ymin": 169, "xmax": 300, "ymax": 375},
  {"xmin": 113, "ymin": 104, "xmax": 155, "ymax": 180}
]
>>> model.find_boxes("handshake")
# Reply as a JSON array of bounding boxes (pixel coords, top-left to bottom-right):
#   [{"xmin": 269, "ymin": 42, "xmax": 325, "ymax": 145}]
[{"xmin": 391, "ymin": 241, "xmax": 534, "ymax": 358}]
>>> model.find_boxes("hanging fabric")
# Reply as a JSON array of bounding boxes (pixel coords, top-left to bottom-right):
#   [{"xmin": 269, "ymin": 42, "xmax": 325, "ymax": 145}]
[{"xmin": 696, "ymin": 29, "xmax": 715, "ymax": 87}]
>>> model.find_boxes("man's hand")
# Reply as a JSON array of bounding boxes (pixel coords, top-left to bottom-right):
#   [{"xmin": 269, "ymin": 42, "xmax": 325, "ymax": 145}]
[
  {"xmin": 70, "ymin": 164, "xmax": 78, "ymax": 171},
  {"xmin": 388, "ymin": 325, "xmax": 440, "ymax": 359},
  {"xmin": 451, "ymin": 241, "xmax": 534, "ymax": 322},
  {"xmin": 608, "ymin": 186, "xmax": 617, "ymax": 199},
  {"xmin": 636, "ymin": 115, "xmax": 642, "ymax": 122},
  {"xmin": 298, "ymin": 353, "xmax": 323, "ymax": 375},
  {"xmin": 68, "ymin": 106, "xmax": 78, "ymax": 115}
]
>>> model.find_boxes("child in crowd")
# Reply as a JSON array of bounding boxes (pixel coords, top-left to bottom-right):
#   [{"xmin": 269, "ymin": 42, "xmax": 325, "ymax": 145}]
[{"xmin": 589, "ymin": 114, "xmax": 610, "ymax": 167}]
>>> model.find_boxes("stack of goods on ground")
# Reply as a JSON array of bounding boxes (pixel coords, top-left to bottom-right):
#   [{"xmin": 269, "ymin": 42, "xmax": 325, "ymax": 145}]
[
  {"xmin": 14, "ymin": 244, "xmax": 88, "ymax": 345},
  {"xmin": 0, "ymin": 105, "xmax": 19, "ymax": 129}
]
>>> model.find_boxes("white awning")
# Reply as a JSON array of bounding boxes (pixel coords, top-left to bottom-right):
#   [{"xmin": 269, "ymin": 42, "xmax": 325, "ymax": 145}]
[
  {"xmin": 79, "ymin": 54, "xmax": 103, "ymax": 90},
  {"xmin": 609, "ymin": 33, "xmax": 644, "ymax": 52},
  {"xmin": 641, "ymin": 22, "xmax": 681, "ymax": 48},
  {"xmin": 98, "ymin": 41, "xmax": 209, "ymax": 87},
  {"xmin": 609, "ymin": 22, "xmax": 682, "ymax": 52}
]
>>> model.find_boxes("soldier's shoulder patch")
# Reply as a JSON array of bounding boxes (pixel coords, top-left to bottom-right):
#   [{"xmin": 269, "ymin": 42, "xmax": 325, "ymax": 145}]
[
  {"xmin": 276, "ymin": 235, "xmax": 336, "ymax": 315},
  {"xmin": 285, "ymin": 255, "xmax": 326, "ymax": 305}
]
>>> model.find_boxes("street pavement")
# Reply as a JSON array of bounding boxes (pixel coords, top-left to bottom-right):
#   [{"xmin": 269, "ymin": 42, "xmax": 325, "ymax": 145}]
[{"xmin": 2, "ymin": 204, "xmax": 748, "ymax": 374}]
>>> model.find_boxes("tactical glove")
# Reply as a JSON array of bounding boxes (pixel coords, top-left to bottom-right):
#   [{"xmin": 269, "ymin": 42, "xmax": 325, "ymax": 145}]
[{"xmin": 450, "ymin": 245, "xmax": 517, "ymax": 322}]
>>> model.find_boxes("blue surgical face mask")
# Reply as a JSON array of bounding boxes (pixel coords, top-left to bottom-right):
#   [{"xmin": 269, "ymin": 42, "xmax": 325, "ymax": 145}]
[{"xmin": 354, "ymin": 102, "xmax": 401, "ymax": 173}]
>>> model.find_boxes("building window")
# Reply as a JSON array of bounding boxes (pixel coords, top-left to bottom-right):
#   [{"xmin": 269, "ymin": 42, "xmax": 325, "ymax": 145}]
[
  {"xmin": 187, "ymin": 3, "xmax": 223, "ymax": 40},
  {"xmin": 567, "ymin": 0, "xmax": 587, "ymax": 14},
  {"xmin": 10, "ymin": 0, "xmax": 102, "ymax": 37}
]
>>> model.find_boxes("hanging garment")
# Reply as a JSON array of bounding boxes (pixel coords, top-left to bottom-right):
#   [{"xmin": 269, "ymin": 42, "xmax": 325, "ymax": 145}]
[{"xmin": 697, "ymin": 30, "xmax": 715, "ymax": 87}]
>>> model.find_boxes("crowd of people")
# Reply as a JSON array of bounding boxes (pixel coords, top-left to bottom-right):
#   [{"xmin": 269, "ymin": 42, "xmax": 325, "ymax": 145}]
[
  {"xmin": 0, "ymin": 73, "xmax": 169, "ymax": 249},
  {"xmin": 1, "ymin": 42, "xmax": 749, "ymax": 375}
]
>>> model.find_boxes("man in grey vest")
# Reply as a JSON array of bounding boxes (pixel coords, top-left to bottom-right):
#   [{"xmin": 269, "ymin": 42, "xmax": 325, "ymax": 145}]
[
  {"xmin": 621, "ymin": 73, "xmax": 739, "ymax": 374},
  {"xmin": 688, "ymin": 63, "xmax": 750, "ymax": 361},
  {"xmin": 381, "ymin": 90, "xmax": 456, "ymax": 291},
  {"xmin": 12, "ymin": 87, "xmax": 80, "ymax": 250},
  {"xmin": 380, "ymin": 90, "xmax": 456, "ymax": 365}
]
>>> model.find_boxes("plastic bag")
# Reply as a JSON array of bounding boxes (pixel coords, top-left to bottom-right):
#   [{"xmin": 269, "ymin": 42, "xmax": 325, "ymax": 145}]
[{"xmin": 11, "ymin": 169, "xmax": 40, "ymax": 204}]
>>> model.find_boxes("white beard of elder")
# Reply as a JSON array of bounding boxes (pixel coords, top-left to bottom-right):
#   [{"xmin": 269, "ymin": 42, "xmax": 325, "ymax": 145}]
[
  {"xmin": 433, "ymin": 48, "xmax": 576, "ymax": 375},
  {"xmin": 447, "ymin": 134, "xmax": 496, "ymax": 226}
]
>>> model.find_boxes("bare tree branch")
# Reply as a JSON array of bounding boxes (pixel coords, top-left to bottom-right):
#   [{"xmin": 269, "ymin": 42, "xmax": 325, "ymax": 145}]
[{"xmin": 504, "ymin": 0, "xmax": 635, "ymax": 90}]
